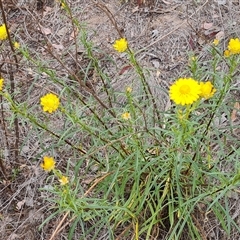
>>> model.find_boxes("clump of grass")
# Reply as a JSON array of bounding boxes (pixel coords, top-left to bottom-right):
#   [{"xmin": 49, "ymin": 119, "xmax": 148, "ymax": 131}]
[{"xmin": 1, "ymin": 2, "xmax": 240, "ymax": 240}]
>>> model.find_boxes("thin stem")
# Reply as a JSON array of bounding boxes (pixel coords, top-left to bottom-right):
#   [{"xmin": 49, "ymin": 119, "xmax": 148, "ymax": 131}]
[{"xmin": 0, "ymin": 0, "xmax": 20, "ymax": 163}]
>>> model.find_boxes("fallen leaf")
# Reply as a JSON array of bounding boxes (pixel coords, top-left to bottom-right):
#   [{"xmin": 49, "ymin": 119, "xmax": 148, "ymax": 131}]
[
  {"xmin": 204, "ymin": 30, "xmax": 220, "ymax": 39},
  {"xmin": 151, "ymin": 59, "xmax": 160, "ymax": 68},
  {"xmin": 162, "ymin": 0, "xmax": 172, "ymax": 4},
  {"xmin": 188, "ymin": 35, "xmax": 197, "ymax": 50},
  {"xmin": 156, "ymin": 70, "xmax": 161, "ymax": 78},
  {"xmin": 16, "ymin": 199, "xmax": 26, "ymax": 210},
  {"xmin": 215, "ymin": 31, "xmax": 225, "ymax": 40},
  {"xmin": 52, "ymin": 43, "xmax": 64, "ymax": 51},
  {"xmin": 132, "ymin": 6, "xmax": 139, "ymax": 13},
  {"xmin": 212, "ymin": 14, "xmax": 219, "ymax": 18},
  {"xmin": 203, "ymin": 22, "xmax": 213, "ymax": 30},
  {"xmin": 8, "ymin": 233, "xmax": 19, "ymax": 240},
  {"xmin": 43, "ymin": 6, "xmax": 53, "ymax": 17},
  {"xmin": 69, "ymin": 29, "xmax": 79, "ymax": 41},
  {"xmin": 38, "ymin": 25, "xmax": 52, "ymax": 35},
  {"xmin": 57, "ymin": 26, "xmax": 68, "ymax": 36},
  {"xmin": 137, "ymin": 0, "xmax": 143, "ymax": 6},
  {"xmin": 119, "ymin": 65, "xmax": 132, "ymax": 75},
  {"xmin": 151, "ymin": 29, "xmax": 159, "ymax": 38},
  {"xmin": 26, "ymin": 68, "xmax": 34, "ymax": 76},
  {"xmin": 215, "ymin": 0, "xmax": 226, "ymax": 5}
]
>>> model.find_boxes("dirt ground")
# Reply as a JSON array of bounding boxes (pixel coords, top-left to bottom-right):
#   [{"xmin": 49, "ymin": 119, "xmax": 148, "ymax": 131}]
[{"xmin": 0, "ymin": 0, "xmax": 240, "ymax": 239}]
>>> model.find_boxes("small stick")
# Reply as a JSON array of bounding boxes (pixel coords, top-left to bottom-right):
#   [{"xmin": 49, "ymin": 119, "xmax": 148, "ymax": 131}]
[
  {"xmin": 49, "ymin": 211, "xmax": 70, "ymax": 240},
  {"xmin": 0, "ymin": 0, "xmax": 20, "ymax": 163}
]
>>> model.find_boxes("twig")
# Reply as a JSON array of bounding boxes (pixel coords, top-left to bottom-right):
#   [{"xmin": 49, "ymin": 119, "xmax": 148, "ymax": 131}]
[
  {"xmin": 0, "ymin": 0, "xmax": 18, "ymax": 66},
  {"xmin": 0, "ymin": 157, "xmax": 7, "ymax": 180},
  {"xmin": 84, "ymin": 172, "xmax": 112, "ymax": 197},
  {"xmin": 91, "ymin": 0, "xmax": 123, "ymax": 38},
  {"xmin": 49, "ymin": 211, "xmax": 70, "ymax": 240},
  {"xmin": 0, "ymin": 0, "xmax": 20, "ymax": 163},
  {"xmin": 9, "ymin": 64, "xmax": 20, "ymax": 163},
  {"xmin": 0, "ymin": 96, "xmax": 8, "ymax": 178}
]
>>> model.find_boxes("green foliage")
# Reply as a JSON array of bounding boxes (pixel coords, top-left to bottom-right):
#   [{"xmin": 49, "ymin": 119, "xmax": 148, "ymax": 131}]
[{"xmin": 1, "ymin": 3, "xmax": 240, "ymax": 240}]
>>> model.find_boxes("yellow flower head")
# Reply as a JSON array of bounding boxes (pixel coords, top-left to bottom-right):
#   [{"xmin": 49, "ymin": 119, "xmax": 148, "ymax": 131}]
[
  {"xmin": 14, "ymin": 41, "xmax": 20, "ymax": 49},
  {"xmin": 113, "ymin": 38, "xmax": 128, "ymax": 53},
  {"xmin": 224, "ymin": 50, "xmax": 230, "ymax": 57},
  {"xmin": 56, "ymin": 0, "xmax": 66, "ymax": 8},
  {"xmin": 227, "ymin": 38, "xmax": 240, "ymax": 55},
  {"xmin": 213, "ymin": 39, "xmax": 219, "ymax": 46},
  {"xmin": 191, "ymin": 56, "xmax": 196, "ymax": 61},
  {"xmin": 121, "ymin": 112, "xmax": 131, "ymax": 120},
  {"xmin": 126, "ymin": 86, "xmax": 132, "ymax": 93},
  {"xmin": 61, "ymin": 3, "xmax": 66, "ymax": 9},
  {"xmin": 169, "ymin": 78, "xmax": 201, "ymax": 106},
  {"xmin": 0, "ymin": 24, "xmax": 8, "ymax": 40},
  {"xmin": 0, "ymin": 78, "xmax": 4, "ymax": 91},
  {"xmin": 199, "ymin": 81, "xmax": 216, "ymax": 99},
  {"xmin": 40, "ymin": 156, "xmax": 56, "ymax": 171},
  {"xmin": 40, "ymin": 93, "xmax": 60, "ymax": 113},
  {"xmin": 59, "ymin": 176, "xmax": 69, "ymax": 185}
]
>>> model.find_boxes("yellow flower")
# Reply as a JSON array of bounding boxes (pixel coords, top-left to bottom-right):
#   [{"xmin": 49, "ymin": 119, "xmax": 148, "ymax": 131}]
[
  {"xmin": 40, "ymin": 93, "xmax": 60, "ymax": 113},
  {"xmin": 169, "ymin": 78, "xmax": 201, "ymax": 106},
  {"xmin": 213, "ymin": 39, "xmax": 219, "ymax": 46},
  {"xmin": 56, "ymin": 0, "xmax": 66, "ymax": 8},
  {"xmin": 59, "ymin": 0, "xmax": 66, "ymax": 9},
  {"xmin": 122, "ymin": 112, "xmax": 131, "ymax": 120},
  {"xmin": 191, "ymin": 56, "xmax": 196, "ymax": 61},
  {"xmin": 227, "ymin": 38, "xmax": 240, "ymax": 55},
  {"xmin": 0, "ymin": 24, "xmax": 8, "ymax": 40},
  {"xmin": 0, "ymin": 78, "xmax": 4, "ymax": 91},
  {"xmin": 199, "ymin": 81, "xmax": 216, "ymax": 99},
  {"xmin": 126, "ymin": 86, "xmax": 132, "ymax": 93},
  {"xmin": 14, "ymin": 42, "xmax": 20, "ymax": 49},
  {"xmin": 224, "ymin": 50, "xmax": 230, "ymax": 57},
  {"xmin": 40, "ymin": 156, "xmax": 56, "ymax": 171},
  {"xmin": 59, "ymin": 176, "xmax": 69, "ymax": 185},
  {"xmin": 113, "ymin": 38, "xmax": 128, "ymax": 52}
]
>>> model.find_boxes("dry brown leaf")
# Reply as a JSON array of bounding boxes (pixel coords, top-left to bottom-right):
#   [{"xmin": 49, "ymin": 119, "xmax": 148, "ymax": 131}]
[
  {"xmin": 216, "ymin": 0, "xmax": 226, "ymax": 4},
  {"xmin": 8, "ymin": 233, "xmax": 19, "ymax": 240},
  {"xmin": 162, "ymin": 0, "xmax": 172, "ymax": 4},
  {"xmin": 57, "ymin": 26, "xmax": 68, "ymax": 36},
  {"xmin": 39, "ymin": 25, "xmax": 52, "ymax": 35},
  {"xmin": 215, "ymin": 31, "xmax": 225, "ymax": 40},
  {"xmin": 69, "ymin": 29, "xmax": 79, "ymax": 41},
  {"xmin": 16, "ymin": 199, "xmax": 26, "ymax": 210},
  {"xmin": 132, "ymin": 6, "xmax": 139, "ymax": 13},
  {"xmin": 203, "ymin": 22, "xmax": 213, "ymax": 30},
  {"xmin": 52, "ymin": 43, "xmax": 64, "ymax": 51},
  {"xmin": 119, "ymin": 65, "xmax": 132, "ymax": 75},
  {"xmin": 43, "ymin": 6, "xmax": 53, "ymax": 17}
]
